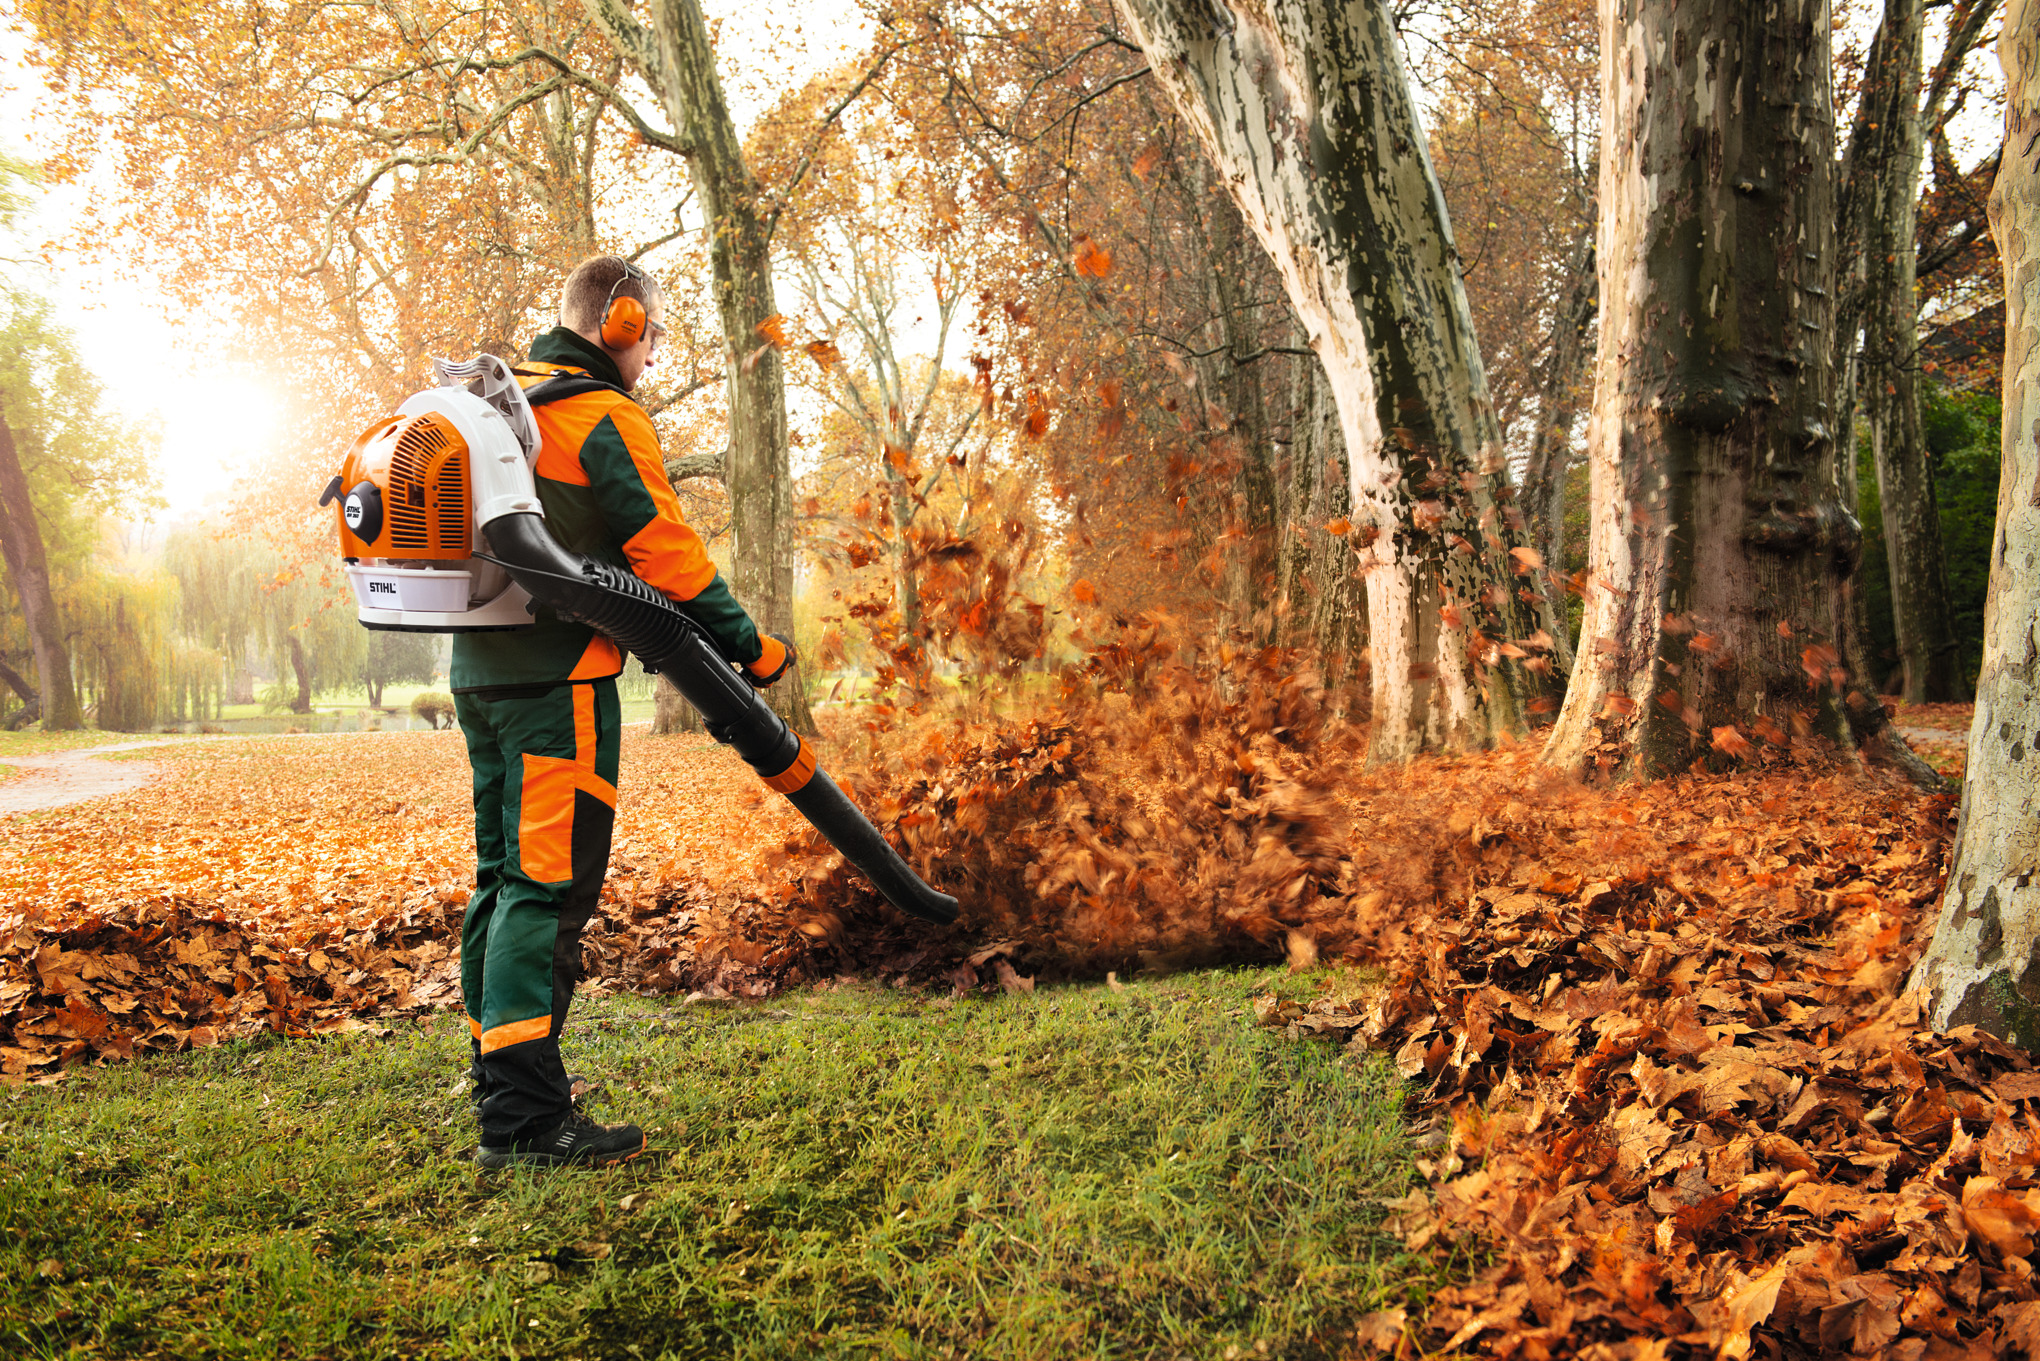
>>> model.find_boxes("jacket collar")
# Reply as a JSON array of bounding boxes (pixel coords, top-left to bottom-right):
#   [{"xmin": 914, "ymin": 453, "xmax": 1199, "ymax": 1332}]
[{"xmin": 526, "ymin": 327, "xmax": 627, "ymax": 391}]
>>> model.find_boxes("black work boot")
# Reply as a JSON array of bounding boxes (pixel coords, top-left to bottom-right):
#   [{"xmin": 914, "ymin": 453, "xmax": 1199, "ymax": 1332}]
[{"xmin": 475, "ymin": 1110, "xmax": 646, "ymax": 1169}]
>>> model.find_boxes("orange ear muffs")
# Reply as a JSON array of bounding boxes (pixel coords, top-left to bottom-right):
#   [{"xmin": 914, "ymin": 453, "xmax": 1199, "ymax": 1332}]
[{"xmin": 600, "ymin": 293, "xmax": 646, "ymax": 350}]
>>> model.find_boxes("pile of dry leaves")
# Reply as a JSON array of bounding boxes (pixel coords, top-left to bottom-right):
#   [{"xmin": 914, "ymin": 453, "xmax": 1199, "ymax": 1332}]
[
  {"xmin": 0, "ymin": 731, "xmax": 793, "ymax": 1079},
  {"xmin": 1255, "ymin": 754, "xmax": 2025, "ymax": 1359}
]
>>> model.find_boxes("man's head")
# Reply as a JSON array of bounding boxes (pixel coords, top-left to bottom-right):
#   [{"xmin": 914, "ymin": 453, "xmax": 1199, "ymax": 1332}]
[{"xmin": 560, "ymin": 255, "xmax": 666, "ymax": 390}]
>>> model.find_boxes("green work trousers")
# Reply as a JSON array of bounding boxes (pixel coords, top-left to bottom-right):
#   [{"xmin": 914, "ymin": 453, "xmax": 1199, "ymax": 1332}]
[{"xmin": 454, "ymin": 679, "xmax": 620, "ymax": 1143}]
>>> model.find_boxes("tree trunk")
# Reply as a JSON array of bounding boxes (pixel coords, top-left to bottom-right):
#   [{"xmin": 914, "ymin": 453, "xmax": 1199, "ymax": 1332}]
[
  {"xmin": 581, "ymin": 0, "xmax": 814, "ymax": 736},
  {"xmin": 0, "ymin": 654, "xmax": 39, "ymax": 729},
  {"xmin": 287, "ymin": 635, "xmax": 312, "ymax": 715},
  {"xmin": 1544, "ymin": 0, "xmax": 1890, "ymax": 780},
  {"xmin": 1115, "ymin": 0, "xmax": 1564, "ymax": 764},
  {"xmin": 1860, "ymin": 0, "xmax": 1963, "ymax": 703},
  {"xmin": 649, "ymin": 672, "xmax": 704, "ymax": 734},
  {"xmin": 1908, "ymin": 4, "xmax": 2040, "ymax": 1041},
  {"xmin": 0, "ymin": 409, "xmax": 83, "ymax": 730},
  {"xmin": 0, "ymin": 655, "xmax": 35, "ymax": 707},
  {"xmin": 1522, "ymin": 227, "xmax": 1596, "ymax": 654},
  {"xmin": 1277, "ymin": 349, "xmax": 1368, "ymax": 711}
]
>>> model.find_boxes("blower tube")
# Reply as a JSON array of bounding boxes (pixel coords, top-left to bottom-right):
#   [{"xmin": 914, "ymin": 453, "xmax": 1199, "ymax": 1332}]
[{"xmin": 481, "ymin": 512, "xmax": 959, "ymax": 925}]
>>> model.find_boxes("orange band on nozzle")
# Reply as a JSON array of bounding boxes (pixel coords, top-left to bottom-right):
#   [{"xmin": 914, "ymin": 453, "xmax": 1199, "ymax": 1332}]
[{"xmin": 762, "ymin": 737, "xmax": 817, "ymax": 794}]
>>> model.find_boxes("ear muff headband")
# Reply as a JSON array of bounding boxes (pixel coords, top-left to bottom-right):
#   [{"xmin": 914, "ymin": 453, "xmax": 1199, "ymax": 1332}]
[{"xmin": 599, "ymin": 259, "xmax": 649, "ymax": 350}]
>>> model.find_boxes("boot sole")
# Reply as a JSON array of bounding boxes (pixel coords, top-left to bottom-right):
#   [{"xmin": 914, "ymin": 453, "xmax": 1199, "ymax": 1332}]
[{"xmin": 474, "ymin": 1137, "xmax": 646, "ymax": 1170}]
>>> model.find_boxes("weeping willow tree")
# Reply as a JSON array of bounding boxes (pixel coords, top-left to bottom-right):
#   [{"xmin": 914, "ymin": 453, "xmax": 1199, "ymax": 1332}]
[
  {"xmin": 163, "ymin": 635, "xmax": 226, "ymax": 722},
  {"xmin": 62, "ymin": 566, "xmax": 173, "ymax": 731},
  {"xmin": 163, "ymin": 526, "xmax": 364, "ymax": 714}
]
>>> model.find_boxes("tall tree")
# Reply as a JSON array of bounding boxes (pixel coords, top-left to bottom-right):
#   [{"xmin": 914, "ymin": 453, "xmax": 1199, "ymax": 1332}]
[
  {"xmin": 0, "ymin": 283, "xmax": 158, "ymax": 732},
  {"xmin": 778, "ymin": 118, "xmax": 981, "ymax": 654},
  {"xmin": 1841, "ymin": 0, "xmax": 1998, "ymax": 702},
  {"xmin": 163, "ymin": 526, "xmax": 363, "ymax": 715},
  {"xmin": 1114, "ymin": 0, "xmax": 1564, "ymax": 762},
  {"xmin": 0, "ymin": 400, "xmax": 79, "ymax": 729},
  {"xmin": 1908, "ymin": 1, "xmax": 2040, "ymax": 1040},
  {"xmin": 581, "ymin": 0, "xmax": 820, "ymax": 734},
  {"xmin": 1543, "ymin": 0, "xmax": 1917, "ymax": 780},
  {"xmin": 1418, "ymin": 0, "xmax": 1600, "ymax": 598}
]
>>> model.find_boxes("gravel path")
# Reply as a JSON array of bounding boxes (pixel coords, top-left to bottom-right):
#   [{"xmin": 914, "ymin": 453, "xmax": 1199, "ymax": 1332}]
[{"xmin": 0, "ymin": 741, "xmax": 174, "ymax": 815}]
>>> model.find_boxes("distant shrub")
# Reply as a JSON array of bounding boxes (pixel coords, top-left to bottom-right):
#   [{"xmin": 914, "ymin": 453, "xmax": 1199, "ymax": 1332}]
[{"xmin": 410, "ymin": 692, "xmax": 456, "ymax": 730}]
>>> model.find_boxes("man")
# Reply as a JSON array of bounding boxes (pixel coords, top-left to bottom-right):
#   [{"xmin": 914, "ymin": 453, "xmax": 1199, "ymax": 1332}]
[{"xmin": 454, "ymin": 255, "xmax": 793, "ymax": 1168}]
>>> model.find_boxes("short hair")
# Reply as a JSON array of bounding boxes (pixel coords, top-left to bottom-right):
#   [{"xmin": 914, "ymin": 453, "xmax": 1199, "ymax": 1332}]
[{"xmin": 559, "ymin": 255, "xmax": 664, "ymax": 335}]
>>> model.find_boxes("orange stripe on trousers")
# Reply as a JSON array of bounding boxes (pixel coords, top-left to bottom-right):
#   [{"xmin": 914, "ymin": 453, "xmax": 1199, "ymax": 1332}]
[{"xmin": 479, "ymin": 1015, "xmax": 553, "ymax": 1054}]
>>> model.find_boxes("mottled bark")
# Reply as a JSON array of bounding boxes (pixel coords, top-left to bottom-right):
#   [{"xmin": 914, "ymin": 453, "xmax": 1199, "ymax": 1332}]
[
  {"xmin": 1859, "ymin": 0, "xmax": 1962, "ymax": 701},
  {"xmin": 581, "ymin": 0, "xmax": 813, "ymax": 735},
  {"xmin": 1545, "ymin": 0, "xmax": 1889, "ymax": 780},
  {"xmin": 1191, "ymin": 177, "xmax": 1279, "ymax": 645},
  {"xmin": 1115, "ymin": 0, "xmax": 1564, "ymax": 764},
  {"xmin": 1523, "ymin": 229, "xmax": 1596, "ymax": 644},
  {"xmin": 1275, "ymin": 349, "xmax": 1367, "ymax": 708},
  {"xmin": 1908, "ymin": 2, "xmax": 2040, "ymax": 1042},
  {"xmin": 0, "ymin": 408, "xmax": 82, "ymax": 730}
]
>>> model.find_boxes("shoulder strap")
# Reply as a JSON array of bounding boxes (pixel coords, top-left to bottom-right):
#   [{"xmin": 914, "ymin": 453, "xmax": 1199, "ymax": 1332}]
[{"xmin": 521, "ymin": 372, "xmax": 627, "ymax": 408}]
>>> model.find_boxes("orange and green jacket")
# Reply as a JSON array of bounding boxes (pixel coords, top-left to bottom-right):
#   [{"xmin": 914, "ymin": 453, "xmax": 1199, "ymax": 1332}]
[{"xmin": 450, "ymin": 328, "xmax": 777, "ymax": 692}]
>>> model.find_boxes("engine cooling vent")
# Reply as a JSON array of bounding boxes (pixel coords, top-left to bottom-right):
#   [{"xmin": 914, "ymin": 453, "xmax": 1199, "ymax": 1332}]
[
  {"xmin": 387, "ymin": 417, "xmax": 456, "ymax": 552},
  {"xmin": 435, "ymin": 452, "xmax": 468, "ymax": 550}
]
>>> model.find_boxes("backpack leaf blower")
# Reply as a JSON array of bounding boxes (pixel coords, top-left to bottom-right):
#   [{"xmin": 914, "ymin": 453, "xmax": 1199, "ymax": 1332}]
[{"xmin": 324, "ymin": 355, "xmax": 958, "ymax": 926}]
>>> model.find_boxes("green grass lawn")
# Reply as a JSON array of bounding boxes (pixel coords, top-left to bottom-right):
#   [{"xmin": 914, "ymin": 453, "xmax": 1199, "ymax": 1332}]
[
  {"xmin": 0, "ymin": 731, "xmax": 190, "ymax": 759},
  {"xmin": 2, "ymin": 971, "xmax": 1433, "ymax": 1360}
]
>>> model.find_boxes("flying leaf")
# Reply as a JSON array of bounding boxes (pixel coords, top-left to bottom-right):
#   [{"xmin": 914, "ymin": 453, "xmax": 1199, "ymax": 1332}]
[
  {"xmin": 755, "ymin": 314, "xmax": 789, "ymax": 347},
  {"xmin": 804, "ymin": 340, "xmax": 842, "ymax": 371},
  {"xmin": 1711, "ymin": 724, "xmax": 1753, "ymax": 758},
  {"xmin": 1073, "ymin": 235, "xmax": 1113, "ymax": 278}
]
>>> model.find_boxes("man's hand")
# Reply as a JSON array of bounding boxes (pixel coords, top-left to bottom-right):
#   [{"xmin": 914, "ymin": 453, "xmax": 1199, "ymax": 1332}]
[{"xmin": 743, "ymin": 633, "xmax": 798, "ymax": 689}]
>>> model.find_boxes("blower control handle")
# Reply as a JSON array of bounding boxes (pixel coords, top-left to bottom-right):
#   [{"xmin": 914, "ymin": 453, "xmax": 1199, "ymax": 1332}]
[{"xmin": 479, "ymin": 514, "xmax": 959, "ymax": 925}]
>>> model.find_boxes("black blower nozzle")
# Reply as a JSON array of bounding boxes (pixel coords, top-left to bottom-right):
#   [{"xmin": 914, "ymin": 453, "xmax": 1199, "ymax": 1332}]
[{"xmin": 481, "ymin": 513, "xmax": 958, "ymax": 925}]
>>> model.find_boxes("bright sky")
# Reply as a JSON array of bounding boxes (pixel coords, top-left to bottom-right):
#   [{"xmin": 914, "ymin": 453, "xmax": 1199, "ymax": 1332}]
[
  {"xmin": 0, "ymin": 29, "xmax": 277, "ymax": 525},
  {"xmin": 0, "ymin": 7, "xmax": 871, "ymax": 527}
]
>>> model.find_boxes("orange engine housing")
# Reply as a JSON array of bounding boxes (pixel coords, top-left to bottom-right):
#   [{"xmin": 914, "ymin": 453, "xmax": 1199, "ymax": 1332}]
[{"xmin": 336, "ymin": 412, "xmax": 473, "ymax": 560}]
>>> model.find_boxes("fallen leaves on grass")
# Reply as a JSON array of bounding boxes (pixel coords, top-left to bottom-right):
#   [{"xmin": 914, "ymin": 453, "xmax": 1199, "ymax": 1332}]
[
  {"xmin": 0, "ymin": 730, "xmax": 797, "ymax": 1078},
  {"xmin": 1249, "ymin": 750, "xmax": 2006, "ymax": 1358}
]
